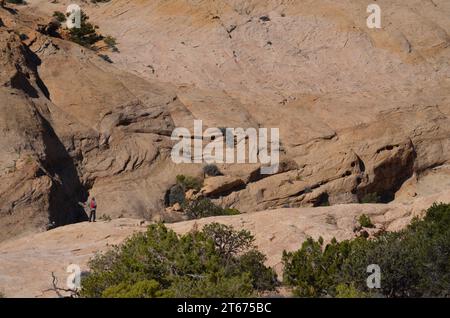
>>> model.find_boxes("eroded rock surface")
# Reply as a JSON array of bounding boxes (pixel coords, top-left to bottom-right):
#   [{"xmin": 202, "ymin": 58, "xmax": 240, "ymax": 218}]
[{"xmin": 0, "ymin": 1, "xmax": 449, "ymax": 241}]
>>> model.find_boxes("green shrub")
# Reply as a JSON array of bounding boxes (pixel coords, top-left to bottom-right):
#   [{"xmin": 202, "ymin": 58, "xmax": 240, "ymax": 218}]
[
  {"xmin": 80, "ymin": 222, "xmax": 277, "ymax": 297},
  {"xmin": 283, "ymin": 203, "xmax": 450, "ymax": 298},
  {"xmin": 166, "ymin": 175, "xmax": 203, "ymax": 207},
  {"xmin": 203, "ymin": 164, "xmax": 222, "ymax": 177},
  {"xmin": 69, "ymin": 11, "xmax": 103, "ymax": 48},
  {"xmin": 182, "ymin": 198, "xmax": 240, "ymax": 219},
  {"xmin": 358, "ymin": 214, "xmax": 374, "ymax": 228},
  {"xmin": 282, "ymin": 236, "xmax": 350, "ymax": 297},
  {"xmin": 360, "ymin": 192, "xmax": 381, "ymax": 204},
  {"xmin": 202, "ymin": 223, "xmax": 277, "ymax": 291},
  {"xmin": 53, "ymin": 11, "xmax": 66, "ymax": 23},
  {"xmin": 223, "ymin": 207, "xmax": 241, "ymax": 216},
  {"xmin": 335, "ymin": 283, "xmax": 367, "ymax": 298},
  {"xmin": 102, "ymin": 280, "xmax": 164, "ymax": 298},
  {"xmin": 202, "ymin": 223, "xmax": 254, "ymax": 259},
  {"xmin": 182, "ymin": 198, "xmax": 225, "ymax": 219},
  {"xmin": 176, "ymin": 175, "xmax": 202, "ymax": 191},
  {"xmin": 166, "ymin": 174, "xmax": 204, "ymax": 207},
  {"xmin": 236, "ymin": 250, "xmax": 278, "ymax": 291}
]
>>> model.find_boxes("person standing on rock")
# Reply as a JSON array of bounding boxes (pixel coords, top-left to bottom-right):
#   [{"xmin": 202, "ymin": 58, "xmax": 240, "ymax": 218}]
[{"xmin": 89, "ymin": 197, "xmax": 97, "ymax": 222}]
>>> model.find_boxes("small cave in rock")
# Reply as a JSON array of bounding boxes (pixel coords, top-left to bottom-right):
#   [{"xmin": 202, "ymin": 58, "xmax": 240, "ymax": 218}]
[
  {"xmin": 356, "ymin": 143, "xmax": 416, "ymax": 204},
  {"xmin": 313, "ymin": 192, "xmax": 330, "ymax": 207}
]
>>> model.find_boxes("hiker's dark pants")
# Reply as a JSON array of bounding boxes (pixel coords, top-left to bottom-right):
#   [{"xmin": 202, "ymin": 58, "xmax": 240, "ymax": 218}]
[{"xmin": 89, "ymin": 209, "xmax": 96, "ymax": 222}]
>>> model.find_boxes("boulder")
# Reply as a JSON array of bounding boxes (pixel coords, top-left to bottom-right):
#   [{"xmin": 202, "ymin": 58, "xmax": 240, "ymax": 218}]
[{"xmin": 201, "ymin": 176, "xmax": 245, "ymax": 197}]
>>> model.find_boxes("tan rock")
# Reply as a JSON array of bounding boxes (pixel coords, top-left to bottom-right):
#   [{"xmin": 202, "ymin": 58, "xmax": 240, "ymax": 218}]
[
  {"xmin": 151, "ymin": 214, "xmax": 163, "ymax": 223},
  {"xmin": 185, "ymin": 189, "xmax": 197, "ymax": 201},
  {"xmin": 201, "ymin": 176, "xmax": 245, "ymax": 197},
  {"xmin": 172, "ymin": 202, "xmax": 182, "ymax": 212}
]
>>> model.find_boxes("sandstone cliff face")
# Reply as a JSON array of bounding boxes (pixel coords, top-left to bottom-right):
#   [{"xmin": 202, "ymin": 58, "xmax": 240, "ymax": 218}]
[
  {"xmin": 85, "ymin": 0, "xmax": 450, "ymax": 211},
  {"xmin": 0, "ymin": 0, "xmax": 450, "ymax": 241},
  {"xmin": 0, "ymin": 17, "xmax": 85, "ymax": 241}
]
